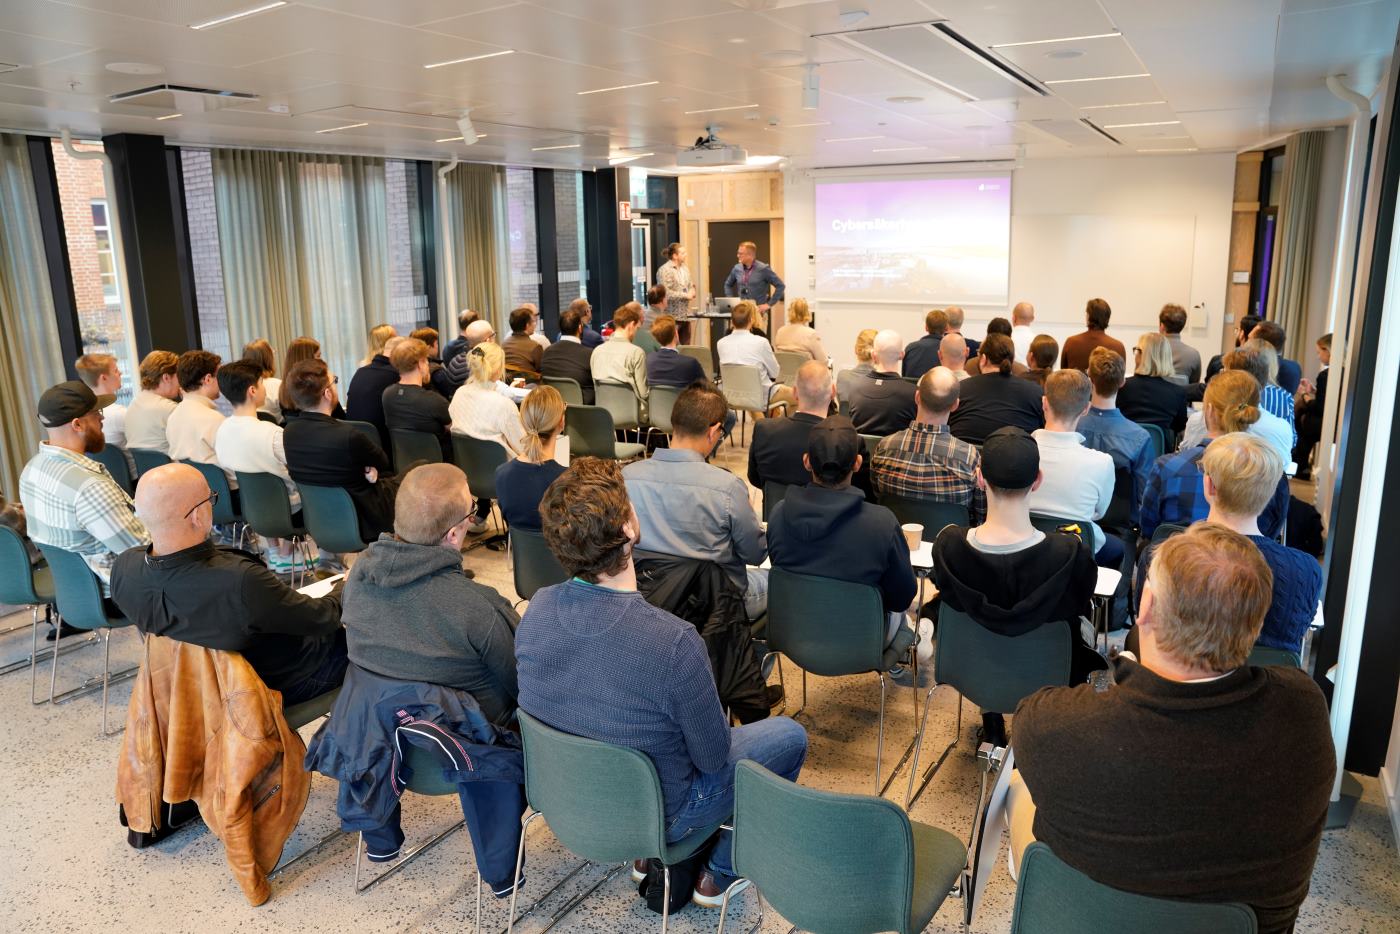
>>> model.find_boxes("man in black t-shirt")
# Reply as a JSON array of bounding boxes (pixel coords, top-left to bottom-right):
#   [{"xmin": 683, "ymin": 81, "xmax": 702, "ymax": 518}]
[{"xmin": 382, "ymin": 338, "xmax": 452, "ymax": 461}]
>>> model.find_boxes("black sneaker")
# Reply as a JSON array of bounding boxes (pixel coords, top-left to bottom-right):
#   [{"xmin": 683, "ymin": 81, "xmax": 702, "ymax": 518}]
[
  {"xmin": 764, "ymin": 684, "xmax": 784, "ymax": 708},
  {"xmin": 46, "ymin": 621, "xmax": 84, "ymax": 641}
]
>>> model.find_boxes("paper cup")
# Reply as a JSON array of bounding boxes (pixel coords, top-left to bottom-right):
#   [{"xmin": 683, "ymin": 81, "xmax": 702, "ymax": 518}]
[{"xmin": 902, "ymin": 523, "xmax": 924, "ymax": 550}]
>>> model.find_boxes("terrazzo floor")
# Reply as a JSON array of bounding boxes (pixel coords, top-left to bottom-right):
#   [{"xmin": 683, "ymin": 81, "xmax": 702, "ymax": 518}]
[{"xmin": 0, "ymin": 437, "xmax": 1395, "ymax": 933}]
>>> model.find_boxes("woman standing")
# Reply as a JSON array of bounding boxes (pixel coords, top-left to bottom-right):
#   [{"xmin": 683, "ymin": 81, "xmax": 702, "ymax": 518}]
[{"xmin": 656, "ymin": 243, "xmax": 696, "ymax": 317}]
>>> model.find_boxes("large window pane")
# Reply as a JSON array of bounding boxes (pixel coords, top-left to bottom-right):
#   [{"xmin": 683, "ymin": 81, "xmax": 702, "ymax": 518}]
[
  {"xmin": 51, "ymin": 139, "xmax": 135, "ymax": 403},
  {"xmin": 505, "ymin": 167, "xmax": 540, "ymax": 307},
  {"xmin": 385, "ymin": 158, "xmax": 430, "ymax": 334},
  {"xmin": 555, "ymin": 170, "xmax": 588, "ymax": 304},
  {"xmin": 180, "ymin": 148, "xmax": 233, "ymax": 363}
]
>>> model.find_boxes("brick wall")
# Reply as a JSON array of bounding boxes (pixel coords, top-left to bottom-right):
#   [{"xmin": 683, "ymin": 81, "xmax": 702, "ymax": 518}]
[
  {"xmin": 179, "ymin": 148, "xmax": 232, "ymax": 362},
  {"xmin": 554, "ymin": 171, "xmax": 587, "ymax": 304},
  {"xmin": 505, "ymin": 167, "xmax": 540, "ymax": 309}
]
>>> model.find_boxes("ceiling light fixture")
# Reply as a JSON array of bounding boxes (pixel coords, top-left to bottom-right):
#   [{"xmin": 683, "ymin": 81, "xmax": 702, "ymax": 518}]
[
  {"xmin": 1103, "ymin": 120, "xmax": 1180, "ymax": 128},
  {"xmin": 315, "ymin": 122, "xmax": 368, "ymax": 134},
  {"xmin": 190, "ymin": 1, "xmax": 286, "ymax": 30},
  {"xmin": 578, "ymin": 80, "xmax": 660, "ymax": 96},
  {"xmin": 531, "ymin": 143, "xmax": 581, "ymax": 151},
  {"xmin": 802, "ymin": 65, "xmax": 820, "ymax": 110},
  {"xmin": 872, "ymin": 145, "xmax": 927, "ymax": 152},
  {"xmin": 1079, "ymin": 100, "xmax": 1168, "ymax": 109},
  {"xmin": 886, "ymin": 96, "xmax": 924, "ymax": 104},
  {"xmin": 1044, "ymin": 73, "xmax": 1150, "ymax": 85},
  {"xmin": 423, "ymin": 49, "xmax": 515, "ymax": 69},
  {"xmin": 991, "ymin": 31, "xmax": 1121, "ymax": 49},
  {"xmin": 155, "ymin": 112, "xmax": 182, "ymax": 121},
  {"xmin": 456, "ymin": 111, "xmax": 479, "ymax": 145},
  {"xmin": 1138, "ymin": 147, "xmax": 1197, "ymax": 153},
  {"xmin": 683, "ymin": 103, "xmax": 759, "ymax": 115},
  {"xmin": 609, "ymin": 152, "xmax": 654, "ymax": 165},
  {"xmin": 825, "ymin": 135, "xmax": 882, "ymax": 142},
  {"xmin": 437, "ymin": 133, "xmax": 486, "ymax": 143},
  {"xmin": 766, "ymin": 121, "xmax": 829, "ymax": 130}
]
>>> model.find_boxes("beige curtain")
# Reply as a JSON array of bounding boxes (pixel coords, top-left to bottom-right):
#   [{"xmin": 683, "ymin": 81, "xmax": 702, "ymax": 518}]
[
  {"xmin": 0, "ymin": 134, "xmax": 65, "ymax": 499},
  {"xmin": 441, "ymin": 162, "xmax": 507, "ymax": 335},
  {"xmin": 211, "ymin": 149, "xmax": 389, "ymax": 386},
  {"xmin": 1266, "ymin": 130, "xmax": 1325, "ymax": 356}
]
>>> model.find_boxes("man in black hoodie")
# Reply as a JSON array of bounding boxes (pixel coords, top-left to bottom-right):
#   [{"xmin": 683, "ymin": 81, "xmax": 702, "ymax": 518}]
[
  {"xmin": 766, "ymin": 415, "xmax": 919, "ymax": 684},
  {"xmin": 930, "ymin": 426, "xmax": 1103, "ymax": 746}
]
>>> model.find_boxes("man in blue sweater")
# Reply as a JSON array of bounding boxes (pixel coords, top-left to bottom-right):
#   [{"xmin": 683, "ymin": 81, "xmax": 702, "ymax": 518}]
[{"xmin": 515, "ymin": 457, "xmax": 807, "ymax": 907}]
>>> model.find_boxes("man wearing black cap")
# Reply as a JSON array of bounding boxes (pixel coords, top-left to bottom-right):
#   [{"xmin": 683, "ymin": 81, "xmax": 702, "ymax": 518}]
[
  {"xmin": 19, "ymin": 381, "xmax": 150, "ymax": 596},
  {"xmin": 766, "ymin": 415, "xmax": 920, "ymax": 684},
  {"xmin": 930, "ymin": 426, "xmax": 1104, "ymax": 747}
]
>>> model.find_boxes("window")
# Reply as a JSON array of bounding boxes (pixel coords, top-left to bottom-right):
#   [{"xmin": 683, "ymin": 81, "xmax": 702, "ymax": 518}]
[
  {"xmin": 555, "ymin": 170, "xmax": 588, "ymax": 303},
  {"xmin": 505, "ymin": 166, "xmax": 540, "ymax": 308},
  {"xmin": 179, "ymin": 148, "xmax": 232, "ymax": 363},
  {"xmin": 50, "ymin": 139, "xmax": 135, "ymax": 404},
  {"xmin": 385, "ymin": 158, "xmax": 431, "ymax": 334}
]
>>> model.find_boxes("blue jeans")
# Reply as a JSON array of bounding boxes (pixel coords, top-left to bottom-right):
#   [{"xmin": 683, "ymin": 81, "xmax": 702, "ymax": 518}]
[{"xmin": 665, "ymin": 716, "xmax": 808, "ymax": 879}]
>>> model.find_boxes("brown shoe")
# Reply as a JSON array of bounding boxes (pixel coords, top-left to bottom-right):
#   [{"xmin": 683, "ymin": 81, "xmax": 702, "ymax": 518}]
[{"xmin": 692, "ymin": 869, "xmax": 750, "ymax": 908}]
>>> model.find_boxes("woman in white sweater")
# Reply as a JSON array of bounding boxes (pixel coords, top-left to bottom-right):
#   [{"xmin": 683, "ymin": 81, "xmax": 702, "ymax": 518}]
[{"xmin": 449, "ymin": 341, "xmax": 526, "ymax": 457}]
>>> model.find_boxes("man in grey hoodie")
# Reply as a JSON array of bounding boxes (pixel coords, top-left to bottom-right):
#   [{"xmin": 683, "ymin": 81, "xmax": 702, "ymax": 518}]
[{"xmin": 341, "ymin": 462, "xmax": 520, "ymax": 726}]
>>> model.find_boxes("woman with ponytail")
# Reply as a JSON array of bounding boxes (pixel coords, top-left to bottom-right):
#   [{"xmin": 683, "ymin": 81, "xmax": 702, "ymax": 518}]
[
  {"xmin": 494, "ymin": 385, "xmax": 567, "ymax": 531},
  {"xmin": 948, "ymin": 331, "xmax": 1046, "ymax": 443},
  {"xmin": 1140, "ymin": 369, "xmax": 1289, "ymax": 539}
]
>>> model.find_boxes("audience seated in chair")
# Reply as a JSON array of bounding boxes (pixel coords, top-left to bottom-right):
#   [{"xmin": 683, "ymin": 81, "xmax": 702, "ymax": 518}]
[
  {"xmin": 1199, "ymin": 313, "xmax": 1261, "ymax": 394},
  {"xmin": 440, "ymin": 308, "xmax": 477, "ymax": 381},
  {"xmin": 345, "ymin": 326, "xmax": 401, "ymax": 454},
  {"xmin": 1011, "ymin": 301, "xmax": 1036, "ymax": 364},
  {"xmin": 1008, "ymin": 523, "xmax": 1334, "ymax": 934},
  {"xmin": 646, "ymin": 314, "xmax": 708, "ymax": 389},
  {"xmin": 449, "ymin": 342, "xmax": 525, "ymax": 533},
  {"xmin": 872, "ymin": 365, "xmax": 985, "ymax": 524},
  {"xmin": 1028, "ymin": 369, "xmax": 1123, "ymax": 570},
  {"xmin": 847, "ymin": 329, "xmax": 917, "ymax": 437},
  {"xmin": 767, "ymin": 415, "xmax": 922, "ymax": 686},
  {"xmin": 495, "ymin": 386, "xmax": 567, "ymax": 532},
  {"xmin": 445, "ymin": 319, "xmax": 497, "ymax": 386},
  {"xmin": 965, "ymin": 318, "xmax": 1027, "ymax": 377},
  {"xmin": 541, "ymin": 305, "xmax": 596, "ymax": 403},
  {"xmin": 948, "ymin": 333, "xmax": 1045, "ymax": 445},
  {"xmin": 1019, "ymin": 334, "xmax": 1058, "ymax": 390},
  {"xmin": 1118, "ymin": 332, "xmax": 1188, "ymax": 436},
  {"xmin": 75, "ymin": 352, "xmax": 129, "ymax": 448},
  {"xmin": 937, "ymin": 333, "xmax": 971, "ymax": 381},
  {"xmin": 409, "ymin": 326, "xmax": 459, "ymax": 401},
  {"xmin": 772, "ymin": 297, "xmax": 828, "ymax": 365},
  {"xmin": 946, "ymin": 305, "xmax": 978, "ymax": 358},
  {"xmin": 342, "ymin": 462, "xmax": 519, "ymax": 726},
  {"xmin": 278, "ymin": 337, "xmax": 346, "ymax": 421},
  {"xmin": 1141, "ymin": 371, "xmax": 1289, "ymax": 541},
  {"xmin": 1060, "ymin": 297, "xmax": 1126, "ymax": 372},
  {"xmin": 901, "ymin": 309, "xmax": 947, "ymax": 381},
  {"xmin": 213, "ymin": 360, "xmax": 301, "ymax": 572},
  {"xmin": 1181, "ymin": 343, "xmax": 1295, "ymax": 460},
  {"xmin": 20, "ymin": 380, "xmax": 150, "ymax": 598},
  {"xmin": 283, "ymin": 358, "xmax": 402, "ymax": 543},
  {"xmin": 111, "ymin": 463, "xmax": 347, "ymax": 706},
  {"xmin": 124, "ymin": 350, "xmax": 181, "ymax": 454},
  {"xmin": 749, "ymin": 361, "xmax": 873, "ymax": 501},
  {"xmin": 642, "ymin": 285, "xmax": 667, "ymax": 343},
  {"xmin": 1076, "ymin": 347, "xmax": 1154, "ymax": 528},
  {"xmin": 930, "ymin": 427, "xmax": 1105, "ymax": 747},
  {"xmin": 382, "ymin": 337, "xmax": 453, "ymax": 462},
  {"xmin": 717, "ymin": 300, "xmax": 797, "ymax": 414},
  {"xmin": 503, "ymin": 306, "xmax": 544, "ymax": 381},
  {"xmin": 835, "ymin": 328, "xmax": 878, "ymax": 403},
  {"xmin": 625, "ymin": 383, "xmax": 769, "ymax": 620},
  {"xmin": 515, "ymin": 456, "xmax": 808, "ymax": 907},
  {"xmin": 1252, "ymin": 319, "xmax": 1302, "ymax": 396},
  {"xmin": 166, "ymin": 350, "xmax": 234, "ymax": 493},
  {"xmin": 590, "ymin": 302, "xmax": 651, "ymax": 416}
]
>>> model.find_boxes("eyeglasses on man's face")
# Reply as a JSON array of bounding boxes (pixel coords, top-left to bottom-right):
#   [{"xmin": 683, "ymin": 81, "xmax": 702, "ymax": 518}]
[{"xmin": 184, "ymin": 489, "xmax": 220, "ymax": 519}]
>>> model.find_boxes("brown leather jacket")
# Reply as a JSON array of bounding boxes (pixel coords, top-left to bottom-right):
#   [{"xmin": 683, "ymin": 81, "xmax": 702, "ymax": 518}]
[{"xmin": 116, "ymin": 635, "xmax": 311, "ymax": 906}]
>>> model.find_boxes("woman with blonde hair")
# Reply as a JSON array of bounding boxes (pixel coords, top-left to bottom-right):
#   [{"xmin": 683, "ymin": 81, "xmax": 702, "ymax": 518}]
[
  {"xmin": 494, "ymin": 385, "xmax": 567, "ymax": 530},
  {"xmin": 1118, "ymin": 332, "xmax": 1188, "ymax": 435},
  {"xmin": 1140, "ymin": 369, "xmax": 1290, "ymax": 540},
  {"xmin": 448, "ymin": 343, "xmax": 526, "ymax": 531},
  {"xmin": 242, "ymin": 338, "xmax": 283, "ymax": 421},
  {"xmin": 836, "ymin": 327, "xmax": 879, "ymax": 402},
  {"xmin": 361, "ymin": 324, "xmax": 397, "ymax": 366},
  {"xmin": 1177, "ymin": 348, "xmax": 1293, "ymax": 461},
  {"xmin": 773, "ymin": 297, "xmax": 829, "ymax": 365}
]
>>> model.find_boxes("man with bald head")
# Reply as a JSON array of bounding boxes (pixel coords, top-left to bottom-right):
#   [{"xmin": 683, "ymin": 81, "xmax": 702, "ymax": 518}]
[
  {"xmin": 1011, "ymin": 302, "xmax": 1035, "ymax": 363},
  {"xmin": 938, "ymin": 333, "xmax": 971, "ymax": 380},
  {"xmin": 446, "ymin": 318, "xmax": 499, "ymax": 385},
  {"xmin": 111, "ymin": 463, "xmax": 347, "ymax": 704},
  {"xmin": 749, "ymin": 360, "xmax": 873, "ymax": 500},
  {"xmin": 847, "ymin": 329, "xmax": 918, "ymax": 437},
  {"xmin": 872, "ymin": 366, "xmax": 986, "ymax": 524}
]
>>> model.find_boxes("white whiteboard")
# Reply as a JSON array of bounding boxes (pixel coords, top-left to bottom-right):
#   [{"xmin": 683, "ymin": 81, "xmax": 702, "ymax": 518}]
[{"xmin": 1008, "ymin": 214, "xmax": 1197, "ymax": 327}]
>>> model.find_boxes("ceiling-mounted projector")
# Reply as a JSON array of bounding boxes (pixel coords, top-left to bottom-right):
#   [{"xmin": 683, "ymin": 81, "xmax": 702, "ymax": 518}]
[{"xmin": 677, "ymin": 129, "xmax": 748, "ymax": 166}]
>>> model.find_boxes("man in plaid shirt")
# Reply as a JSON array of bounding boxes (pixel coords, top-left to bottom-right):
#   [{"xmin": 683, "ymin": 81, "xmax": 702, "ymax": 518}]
[
  {"xmin": 19, "ymin": 381, "xmax": 150, "ymax": 596},
  {"xmin": 871, "ymin": 366, "xmax": 986, "ymax": 524}
]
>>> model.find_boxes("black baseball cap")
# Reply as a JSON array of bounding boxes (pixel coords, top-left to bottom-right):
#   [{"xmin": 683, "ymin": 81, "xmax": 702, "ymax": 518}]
[
  {"xmin": 981, "ymin": 426, "xmax": 1040, "ymax": 489},
  {"xmin": 806, "ymin": 415, "xmax": 859, "ymax": 483},
  {"xmin": 37, "ymin": 381, "xmax": 114, "ymax": 429}
]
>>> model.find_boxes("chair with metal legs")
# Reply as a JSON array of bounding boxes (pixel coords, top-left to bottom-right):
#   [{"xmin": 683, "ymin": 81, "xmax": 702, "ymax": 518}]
[
  {"xmin": 234, "ymin": 471, "xmax": 314, "ymax": 588},
  {"xmin": 451, "ymin": 432, "xmax": 511, "ymax": 538},
  {"xmin": 0, "ymin": 526, "xmax": 90, "ymax": 695},
  {"xmin": 297, "ymin": 484, "xmax": 372, "ymax": 557},
  {"xmin": 508, "ymin": 711, "xmax": 725, "ymax": 934},
  {"xmin": 542, "ymin": 376, "xmax": 585, "ymax": 405},
  {"xmin": 767, "ymin": 568, "xmax": 917, "ymax": 796},
  {"xmin": 34, "ymin": 544, "xmax": 139, "ymax": 735}
]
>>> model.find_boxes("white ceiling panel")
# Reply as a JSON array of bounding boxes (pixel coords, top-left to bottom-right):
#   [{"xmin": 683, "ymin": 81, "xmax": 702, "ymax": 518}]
[
  {"xmin": 307, "ymin": 0, "xmax": 522, "ymax": 29},
  {"xmin": 51, "ymin": 0, "xmax": 270, "ymax": 27},
  {"xmin": 1047, "ymin": 74, "xmax": 1164, "ymax": 108},
  {"xmin": 994, "ymin": 35, "xmax": 1146, "ymax": 84},
  {"xmin": 529, "ymin": 0, "xmax": 742, "ymax": 29},
  {"xmin": 429, "ymin": 6, "xmax": 677, "ymax": 66},
  {"xmin": 0, "ymin": 28, "xmax": 90, "ymax": 66},
  {"xmin": 1176, "ymin": 107, "xmax": 1272, "ymax": 150},
  {"xmin": 626, "ymin": 10, "xmax": 813, "ymax": 58},
  {"xmin": 922, "ymin": 0, "xmax": 1116, "ymax": 48}
]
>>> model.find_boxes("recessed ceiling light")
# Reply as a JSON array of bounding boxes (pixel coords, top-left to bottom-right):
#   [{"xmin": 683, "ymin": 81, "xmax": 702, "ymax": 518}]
[
  {"xmin": 991, "ymin": 32, "xmax": 1121, "ymax": 49},
  {"xmin": 1044, "ymin": 73, "xmax": 1150, "ymax": 85},
  {"xmin": 683, "ymin": 103, "xmax": 759, "ymax": 115},
  {"xmin": 659, "ymin": 96, "xmax": 679, "ymax": 104},
  {"xmin": 1080, "ymin": 100, "xmax": 1168, "ymax": 110},
  {"xmin": 577, "ymin": 80, "xmax": 659, "ymax": 96},
  {"xmin": 155, "ymin": 112, "xmax": 182, "ymax": 121},
  {"xmin": 765, "ymin": 121, "xmax": 830, "ymax": 130},
  {"xmin": 315, "ymin": 122, "xmax": 368, "ymax": 134},
  {"xmin": 872, "ymin": 146, "xmax": 928, "ymax": 152},
  {"xmin": 1138, "ymin": 147, "xmax": 1198, "ymax": 153},
  {"xmin": 609, "ymin": 152, "xmax": 654, "ymax": 165},
  {"xmin": 423, "ymin": 49, "xmax": 515, "ymax": 69},
  {"xmin": 886, "ymin": 96, "xmax": 924, "ymax": 104},
  {"xmin": 727, "ymin": 37, "xmax": 747, "ymax": 44},
  {"xmin": 436, "ymin": 134, "xmax": 488, "ymax": 142},
  {"xmin": 190, "ymin": 1, "xmax": 286, "ymax": 30},
  {"xmin": 825, "ymin": 135, "xmax": 882, "ymax": 142},
  {"xmin": 1046, "ymin": 49, "xmax": 1084, "ymax": 60},
  {"xmin": 531, "ymin": 143, "xmax": 581, "ymax": 151},
  {"xmin": 105, "ymin": 62, "xmax": 164, "ymax": 75},
  {"xmin": 1102, "ymin": 120, "xmax": 1180, "ymax": 129}
]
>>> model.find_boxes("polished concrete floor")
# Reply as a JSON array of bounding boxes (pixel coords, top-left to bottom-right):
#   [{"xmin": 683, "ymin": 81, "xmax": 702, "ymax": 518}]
[{"xmin": 0, "ymin": 436, "xmax": 1395, "ymax": 933}]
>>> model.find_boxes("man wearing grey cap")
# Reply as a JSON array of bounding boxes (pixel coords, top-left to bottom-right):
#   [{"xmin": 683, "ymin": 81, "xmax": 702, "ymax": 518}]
[
  {"xmin": 767, "ymin": 415, "xmax": 921, "ymax": 685},
  {"xmin": 19, "ymin": 381, "xmax": 150, "ymax": 596},
  {"xmin": 929, "ymin": 426, "xmax": 1104, "ymax": 747}
]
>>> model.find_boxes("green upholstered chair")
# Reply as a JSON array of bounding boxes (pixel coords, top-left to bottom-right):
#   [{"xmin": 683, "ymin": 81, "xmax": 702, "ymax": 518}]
[{"xmin": 509, "ymin": 528, "xmax": 569, "ymax": 605}]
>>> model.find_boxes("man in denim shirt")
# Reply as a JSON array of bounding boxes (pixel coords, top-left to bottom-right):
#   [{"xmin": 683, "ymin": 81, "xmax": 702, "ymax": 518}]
[{"xmin": 1076, "ymin": 348, "xmax": 1154, "ymax": 526}]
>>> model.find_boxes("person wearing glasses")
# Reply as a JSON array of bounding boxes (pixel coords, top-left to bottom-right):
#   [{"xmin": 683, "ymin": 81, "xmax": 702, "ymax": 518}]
[{"xmin": 111, "ymin": 462, "xmax": 347, "ymax": 705}]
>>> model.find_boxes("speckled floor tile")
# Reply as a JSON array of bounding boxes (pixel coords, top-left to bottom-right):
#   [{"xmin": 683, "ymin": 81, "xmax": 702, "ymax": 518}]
[{"xmin": 0, "ymin": 438, "xmax": 1390, "ymax": 932}]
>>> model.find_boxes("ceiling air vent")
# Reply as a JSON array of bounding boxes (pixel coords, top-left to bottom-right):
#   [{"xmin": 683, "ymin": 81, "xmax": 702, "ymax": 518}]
[{"xmin": 108, "ymin": 84, "xmax": 259, "ymax": 112}]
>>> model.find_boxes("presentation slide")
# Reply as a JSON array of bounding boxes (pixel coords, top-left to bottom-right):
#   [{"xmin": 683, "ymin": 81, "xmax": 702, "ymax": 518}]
[{"xmin": 815, "ymin": 176, "xmax": 1011, "ymax": 305}]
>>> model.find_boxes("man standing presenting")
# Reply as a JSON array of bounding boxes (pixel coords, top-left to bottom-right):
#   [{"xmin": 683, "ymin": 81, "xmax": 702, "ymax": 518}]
[
  {"xmin": 724, "ymin": 241, "xmax": 784, "ymax": 333},
  {"xmin": 1010, "ymin": 302, "xmax": 1036, "ymax": 365}
]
